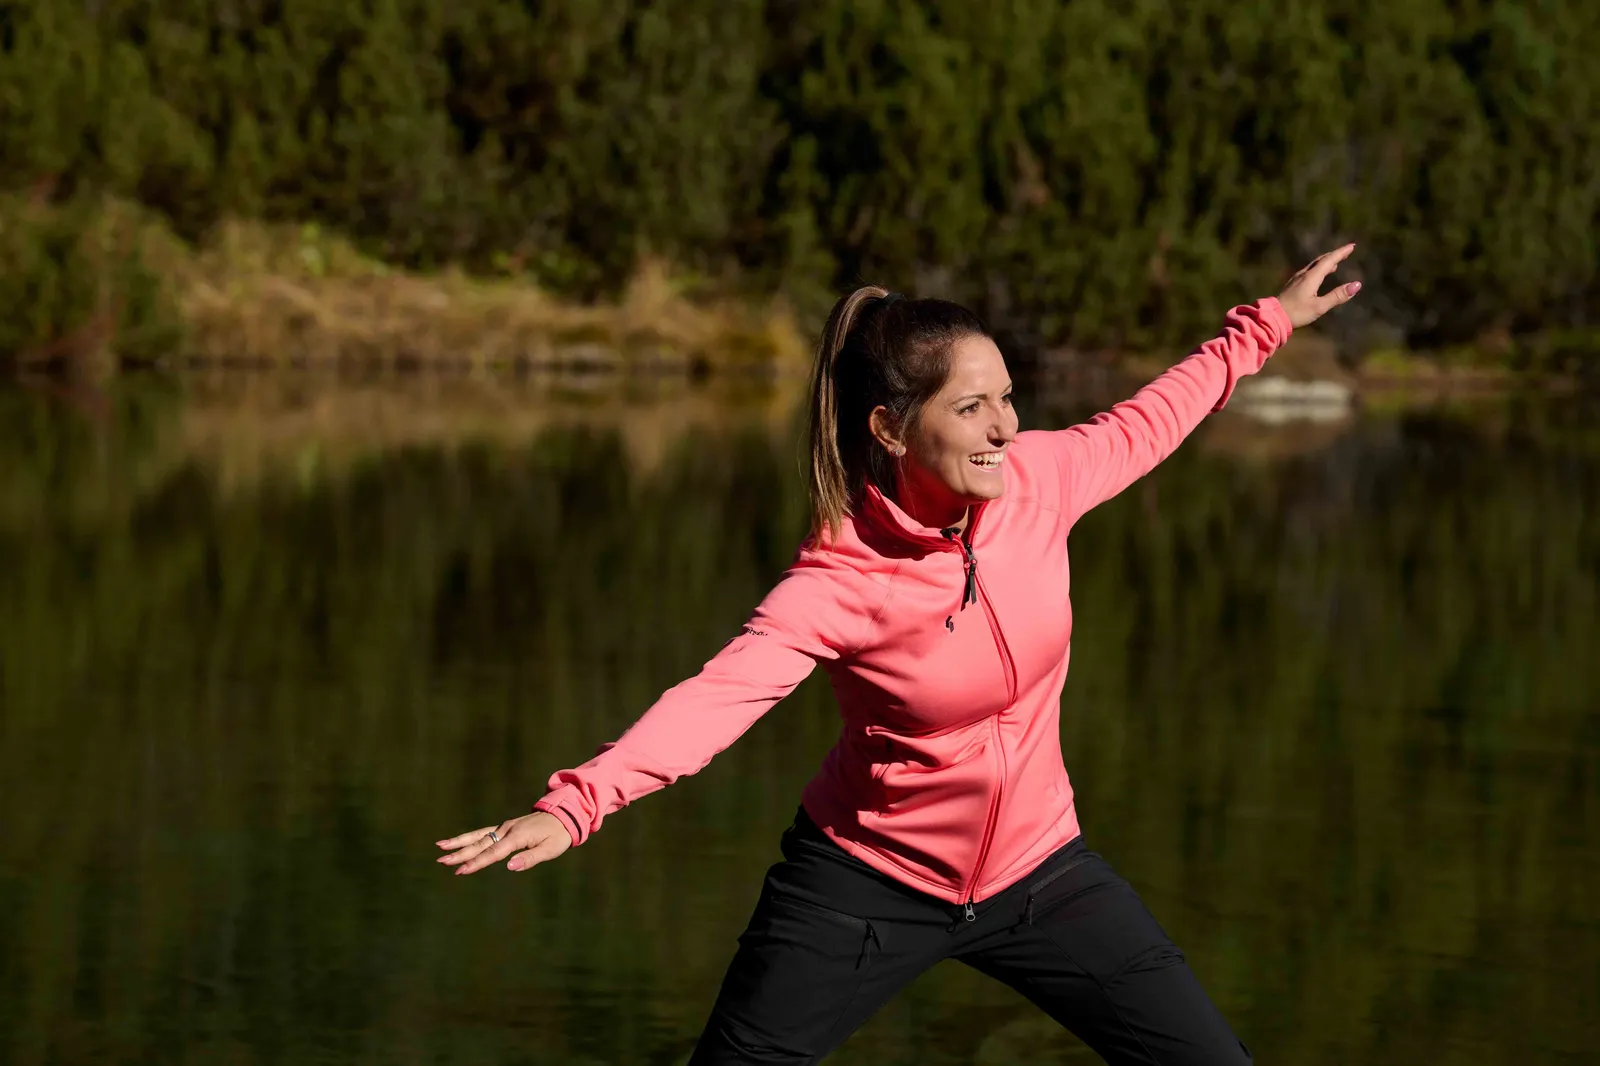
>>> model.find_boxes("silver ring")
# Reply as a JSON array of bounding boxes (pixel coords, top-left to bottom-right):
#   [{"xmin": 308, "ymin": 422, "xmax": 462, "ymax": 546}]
[{"xmin": 487, "ymin": 830, "xmax": 500, "ymax": 844}]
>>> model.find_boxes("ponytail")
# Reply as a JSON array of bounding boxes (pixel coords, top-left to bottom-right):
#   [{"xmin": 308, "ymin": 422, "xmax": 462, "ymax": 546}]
[{"xmin": 808, "ymin": 286, "xmax": 889, "ymax": 543}]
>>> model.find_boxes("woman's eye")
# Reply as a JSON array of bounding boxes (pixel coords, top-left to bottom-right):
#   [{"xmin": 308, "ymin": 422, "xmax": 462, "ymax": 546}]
[{"xmin": 1002, "ymin": 393, "xmax": 1013, "ymax": 406}]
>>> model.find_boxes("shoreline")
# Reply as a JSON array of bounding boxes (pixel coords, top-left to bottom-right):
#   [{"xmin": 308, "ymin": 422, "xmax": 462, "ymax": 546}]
[
  {"xmin": 4, "ymin": 198, "xmax": 1591, "ymax": 396},
  {"xmin": 4, "ymin": 197, "xmax": 811, "ymax": 380},
  {"xmin": 1035, "ymin": 329, "xmax": 1582, "ymax": 407},
  {"xmin": 5, "ymin": 363, "xmax": 1584, "ymax": 527}
]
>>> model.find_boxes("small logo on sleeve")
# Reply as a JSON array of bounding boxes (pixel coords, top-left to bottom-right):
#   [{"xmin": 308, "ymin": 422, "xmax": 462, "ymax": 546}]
[{"xmin": 723, "ymin": 624, "xmax": 769, "ymax": 648}]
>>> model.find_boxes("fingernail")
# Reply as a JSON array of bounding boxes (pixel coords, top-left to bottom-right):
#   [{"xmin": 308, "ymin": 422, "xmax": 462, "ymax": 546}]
[{"xmin": 1350, "ymin": 281, "xmax": 1362, "ymax": 293}]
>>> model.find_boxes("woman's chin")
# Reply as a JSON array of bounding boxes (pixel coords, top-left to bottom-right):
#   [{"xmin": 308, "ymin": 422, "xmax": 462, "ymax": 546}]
[{"xmin": 958, "ymin": 473, "xmax": 1006, "ymax": 501}]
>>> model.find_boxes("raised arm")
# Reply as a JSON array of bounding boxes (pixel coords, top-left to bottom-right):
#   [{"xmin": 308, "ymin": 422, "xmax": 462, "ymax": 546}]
[
  {"xmin": 1049, "ymin": 245, "xmax": 1361, "ymax": 526},
  {"xmin": 437, "ymin": 556, "xmax": 867, "ymax": 874}
]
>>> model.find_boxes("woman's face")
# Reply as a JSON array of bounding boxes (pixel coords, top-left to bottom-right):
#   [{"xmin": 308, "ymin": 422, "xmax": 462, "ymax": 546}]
[{"xmin": 879, "ymin": 334, "xmax": 1018, "ymax": 526}]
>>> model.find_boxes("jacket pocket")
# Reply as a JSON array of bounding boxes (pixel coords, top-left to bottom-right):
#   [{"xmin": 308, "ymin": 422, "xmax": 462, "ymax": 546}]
[
  {"xmin": 862, "ymin": 723, "xmax": 988, "ymax": 801},
  {"xmin": 869, "ymin": 733, "xmax": 993, "ymax": 824}
]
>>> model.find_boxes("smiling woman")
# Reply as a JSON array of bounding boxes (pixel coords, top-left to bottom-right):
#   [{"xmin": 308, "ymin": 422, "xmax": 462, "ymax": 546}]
[
  {"xmin": 437, "ymin": 248, "xmax": 1363, "ymax": 1064},
  {"xmin": 862, "ymin": 327, "xmax": 1018, "ymax": 532}
]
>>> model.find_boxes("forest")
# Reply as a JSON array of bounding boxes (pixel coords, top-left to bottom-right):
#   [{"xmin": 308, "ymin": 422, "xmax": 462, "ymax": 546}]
[{"xmin": 2, "ymin": 0, "xmax": 1597, "ymax": 361}]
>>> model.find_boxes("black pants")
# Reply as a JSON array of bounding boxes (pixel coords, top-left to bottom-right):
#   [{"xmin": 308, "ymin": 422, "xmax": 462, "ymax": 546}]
[{"xmin": 689, "ymin": 809, "xmax": 1250, "ymax": 1065}]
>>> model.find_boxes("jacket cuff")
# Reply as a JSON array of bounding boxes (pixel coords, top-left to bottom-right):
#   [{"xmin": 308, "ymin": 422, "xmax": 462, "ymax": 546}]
[
  {"xmin": 1210, "ymin": 296, "xmax": 1295, "ymax": 413},
  {"xmin": 533, "ymin": 792, "xmax": 588, "ymax": 847},
  {"xmin": 1260, "ymin": 295, "xmax": 1295, "ymax": 342}
]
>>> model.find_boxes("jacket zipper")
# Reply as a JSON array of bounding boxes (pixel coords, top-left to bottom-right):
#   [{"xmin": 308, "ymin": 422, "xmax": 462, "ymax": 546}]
[
  {"xmin": 975, "ymin": 569, "xmax": 1019, "ymax": 706},
  {"xmin": 939, "ymin": 519, "xmax": 1020, "ymax": 920},
  {"xmin": 962, "ymin": 713, "xmax": 1005, "ymax": 921},
  {"xmin": 939, "ymin": 527, "xmax": 979, "ymax": 631},
  {"xmin": 962, "ymin": 571, "xmax": 1019, "ymax": 918}
]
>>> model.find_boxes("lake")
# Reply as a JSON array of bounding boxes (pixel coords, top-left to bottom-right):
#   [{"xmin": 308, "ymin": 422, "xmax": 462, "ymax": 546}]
[{"xmin": 0, "ymin": 374, "xmax": 1595, "ymax": 1065}]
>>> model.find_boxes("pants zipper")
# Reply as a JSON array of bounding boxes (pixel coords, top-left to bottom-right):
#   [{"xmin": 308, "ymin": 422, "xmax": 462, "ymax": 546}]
[{"xmin": 857, "ymin": 921, "xmax": 880, "ymax": 968}]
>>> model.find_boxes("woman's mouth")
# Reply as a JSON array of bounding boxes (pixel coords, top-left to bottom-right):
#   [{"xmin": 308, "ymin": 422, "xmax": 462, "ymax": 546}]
[{"xmin": 968, "ymin": 451, "xmax": 1004, "ymax": 469}]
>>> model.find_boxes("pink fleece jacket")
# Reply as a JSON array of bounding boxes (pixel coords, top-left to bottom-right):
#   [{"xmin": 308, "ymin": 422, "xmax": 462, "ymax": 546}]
[{"xmin": 535, "ymin": 298, "xmax": 1293, "ymax": 906}]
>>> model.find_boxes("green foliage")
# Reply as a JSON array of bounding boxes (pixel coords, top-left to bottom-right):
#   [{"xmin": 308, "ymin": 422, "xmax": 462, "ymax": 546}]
[
  {"xmin": 0, "ymin": 195, "xmax": 181, "ymax": 363},
  {"xmin": 1, "ymin": 0, "xmax": 1597, "ymax": 350}
]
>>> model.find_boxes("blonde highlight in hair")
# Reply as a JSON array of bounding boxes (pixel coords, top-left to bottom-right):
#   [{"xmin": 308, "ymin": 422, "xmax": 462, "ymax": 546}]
[
  {"xmin": 808, "ymin": 286, "xmax": 889, "ymax": 544},
  {"xmin": 806, "ymin": 286, "xmax": 991, "ymax": 545}
]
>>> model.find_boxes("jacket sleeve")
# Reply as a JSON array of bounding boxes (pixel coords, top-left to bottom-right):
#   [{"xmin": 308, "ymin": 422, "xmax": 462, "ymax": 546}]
[
  {"xmin": 532, "ymin": 559, "xmax": 859, "ymax": 846},
  {"xmin": 1045, "ymin": 297, "xmax": 1292, "ymax": 526}
]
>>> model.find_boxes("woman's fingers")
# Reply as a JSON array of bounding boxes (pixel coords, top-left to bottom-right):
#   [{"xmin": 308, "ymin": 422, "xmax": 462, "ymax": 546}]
[
  {"xmin": 1291, "ymin": 243, "xmax": 1355, "ymax": 292},
  {"xmin": 1279, "ymin": 243, "xmax": 1361, "ymax": 327},
  {"xmin": 1321, "ymin": 280, "xmax": 1363, "ymax": 311},
  {"xmin": 1313, "ymin": 242, "xmax": 1356, "ymax": 276},
  {"xmin": 436, "ymin": 829, "xmax": 501, "ymax": 868},
  {"xmin": 436, "ymin": 826, "xmax": 498, "ymax": 850},
  {"xmin": 435, "ymin": 811, "xmax": 574, "ymax": 876},
  {"xmin": 453, "ymin": 829, "xmax": 519, "ymax": 875}
]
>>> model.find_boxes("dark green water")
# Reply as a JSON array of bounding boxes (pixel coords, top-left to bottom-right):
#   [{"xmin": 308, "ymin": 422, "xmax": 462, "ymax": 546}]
[{"xmin": 1, "ymin": 380, "xmax": 1596, "ymax": 1065}]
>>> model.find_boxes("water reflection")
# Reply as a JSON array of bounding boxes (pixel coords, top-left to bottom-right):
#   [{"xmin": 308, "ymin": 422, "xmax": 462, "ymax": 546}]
[{"xmin": 0, "ymin": 378, "xmax": 1595, "ymax": 1065}]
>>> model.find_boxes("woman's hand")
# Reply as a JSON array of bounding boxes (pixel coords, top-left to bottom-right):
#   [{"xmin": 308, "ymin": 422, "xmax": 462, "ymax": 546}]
[
  {"xmin": 1277, "ymin": 243, "xmax": 1362, "ymax": 328},
  {"xmin": 436, "ymin": 810, "xmax": 573, "ymax": 875}
]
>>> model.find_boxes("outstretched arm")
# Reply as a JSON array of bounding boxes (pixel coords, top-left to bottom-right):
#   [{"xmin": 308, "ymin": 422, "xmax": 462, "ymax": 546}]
[
  {"xmin": 1049, "ymin": 244, "xmax": 1361, "ymax": 526},
  {"xmin": 437, "ymin": 558, "xmax": 865, "ymax": 874},
  {"xmin": 528, "ymin": 604, "xmax": 829, "ymax": 846}
]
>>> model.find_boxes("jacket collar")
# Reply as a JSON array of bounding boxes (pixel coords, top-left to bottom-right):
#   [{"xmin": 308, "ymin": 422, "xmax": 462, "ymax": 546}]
[{"xmin": 856, "ymin": 482, "xmax": 994, "ymax": 554}]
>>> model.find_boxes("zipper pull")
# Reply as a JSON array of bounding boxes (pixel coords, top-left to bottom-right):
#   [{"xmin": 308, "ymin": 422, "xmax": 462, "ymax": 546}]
[
  {"xmin": 856, "ymin": 922, "xmax": 880, "ymax": 969},
  {"xmin": 941, "ymin": 528, "xmax": 979, "ymax": 611},
  {"xmin": 963, "ymin": 900, "xmax": 976, "ymax": 923}
]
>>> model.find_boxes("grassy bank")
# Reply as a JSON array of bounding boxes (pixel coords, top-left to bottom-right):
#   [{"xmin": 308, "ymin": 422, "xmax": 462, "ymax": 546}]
[
  {"xmin": 0, "ymin": 196, "xmax": 809, "ymax": 378},
  {"xmin": 4, "ymin": 196, "xmax": 1592, "ymax": 393}
]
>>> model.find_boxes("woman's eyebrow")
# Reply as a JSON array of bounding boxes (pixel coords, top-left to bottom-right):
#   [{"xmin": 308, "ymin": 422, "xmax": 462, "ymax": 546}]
[{"xmin": 952, "ymin": 384, "xmax": 1015, "ymax": 403}]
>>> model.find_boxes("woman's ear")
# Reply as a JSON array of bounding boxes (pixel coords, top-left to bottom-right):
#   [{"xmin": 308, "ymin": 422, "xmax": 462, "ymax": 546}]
[{"xmin": 869, "ymin": 406, "xmax": 907, "ymax": 457}]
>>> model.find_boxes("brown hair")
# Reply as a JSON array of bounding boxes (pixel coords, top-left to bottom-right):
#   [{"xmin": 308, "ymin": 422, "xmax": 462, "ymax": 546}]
[{"xmin": 806, "ymin": 285, "xmax": 991, "ymax": 543}]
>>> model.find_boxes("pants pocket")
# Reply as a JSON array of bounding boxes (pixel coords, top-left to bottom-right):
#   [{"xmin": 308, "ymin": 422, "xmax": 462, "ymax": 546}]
[
  {"xmin": 1020, "ymin": 848, "xmax": 1101, "ymax": 927},
  {"xmin": 707, "ymin": 889, "xmax": 881, "ymax": 1058}
]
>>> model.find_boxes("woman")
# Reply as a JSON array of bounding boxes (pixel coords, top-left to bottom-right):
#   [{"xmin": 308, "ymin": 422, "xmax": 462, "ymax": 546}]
[{"xmin": 438, "ymin": 245, "xmax": 1362, "ymax": 1064}]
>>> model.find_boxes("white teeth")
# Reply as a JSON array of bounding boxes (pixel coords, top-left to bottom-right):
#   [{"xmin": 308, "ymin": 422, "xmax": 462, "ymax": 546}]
[{"xmin": 968, "ymin": 452, "xmax": 1003, "ymax": 467}]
